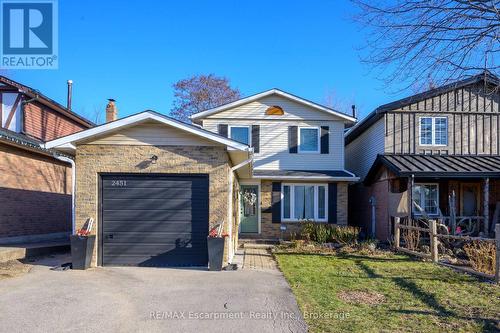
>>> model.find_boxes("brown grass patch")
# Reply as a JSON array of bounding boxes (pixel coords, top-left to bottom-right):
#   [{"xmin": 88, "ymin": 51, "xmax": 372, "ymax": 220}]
[
  {"xmin": 338, "ymin": 290, "xmax": 386, "ymax": 305},
  {"xmin": 0, "ymin": 260, "xmax": 32, "ymax": 280}
]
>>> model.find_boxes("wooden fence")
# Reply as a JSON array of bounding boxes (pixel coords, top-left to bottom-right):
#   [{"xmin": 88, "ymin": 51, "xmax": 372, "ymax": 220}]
[{"xmin": 394, "ymin": 218, "xmax": 500, "ymax": 283}]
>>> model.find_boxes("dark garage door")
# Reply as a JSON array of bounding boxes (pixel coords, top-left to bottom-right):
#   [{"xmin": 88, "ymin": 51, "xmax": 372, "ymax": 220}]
[{"xmin": 101, "ymin": 174, "xmax": 209, "ymax": 267}]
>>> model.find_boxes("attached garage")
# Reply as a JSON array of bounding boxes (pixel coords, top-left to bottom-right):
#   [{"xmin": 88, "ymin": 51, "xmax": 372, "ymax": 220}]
[
  {"xmin": 100, "ymin": 174, "xmax": 209, "ymax": 267},
  {"xmin": 45, "ymin": 111, "xmax": 252, "ymax": 268}
]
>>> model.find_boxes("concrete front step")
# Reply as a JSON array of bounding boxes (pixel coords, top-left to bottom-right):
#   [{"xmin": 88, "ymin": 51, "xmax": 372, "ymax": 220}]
[{"xmin": 0, "ymin": 239, "xmax": 70, "ymax": 263}]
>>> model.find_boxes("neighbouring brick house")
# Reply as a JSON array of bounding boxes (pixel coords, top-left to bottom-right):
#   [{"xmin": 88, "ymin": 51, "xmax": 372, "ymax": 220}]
[
  {"xmin": 0, "ymin": 76, "xmax": 93, "ymax": 243},
  {"xmin": 46, "ymin": 89, "xmax": 358, "ymax": 268}
]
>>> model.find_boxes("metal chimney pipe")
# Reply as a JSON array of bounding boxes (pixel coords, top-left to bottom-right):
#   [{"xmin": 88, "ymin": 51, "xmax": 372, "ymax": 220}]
[
  {"xmin": 67, "ymin": 80, "xmax": 73, "ymax": 110},
  {"xmin": 351, "ymin": 104, "xmax": 357, "ymax": 119}
]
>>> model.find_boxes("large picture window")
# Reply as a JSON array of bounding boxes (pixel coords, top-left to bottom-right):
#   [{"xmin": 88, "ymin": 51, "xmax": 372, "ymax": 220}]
[
  {"xmin": 298, "ymin": 127, "xmax": 319, "ymax": 153},
  {"xmin": 282, "ymin": 184, "xmax": 327, "ymax": 221},
  {"xmin": 419, "ymin": 117, "xmax": 448, "ymax": 146},
  {"xmin": 412, "ymin": 183, "xmax": 439, "ymax": 215},
  {"xmin": 229, "ymin": 126, "xmax": 250, "ymax": 145}
]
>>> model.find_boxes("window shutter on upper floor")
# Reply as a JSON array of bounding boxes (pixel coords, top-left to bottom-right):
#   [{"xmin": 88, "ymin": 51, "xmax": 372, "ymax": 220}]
[
  {"xmin": 320, "ymin": 126, "xmax": 329, "ymax": 154},
  {"xmin": 251, "ymin": 125, "xmax": 260, "ymax": 153},
  {"xmin": 218, "ymin": 124, "xmax": 228, "ymax": 137},
  {"xmin": 288, "ymin": 126, "xmax": 298, "ymax": 153},
  {"xmin": 271, "ymin": 182, "xmax": 282, "ymax": 223},
  {"xmin": 328, "ymin": 183, "xmax": 337, "ymax": 224}
]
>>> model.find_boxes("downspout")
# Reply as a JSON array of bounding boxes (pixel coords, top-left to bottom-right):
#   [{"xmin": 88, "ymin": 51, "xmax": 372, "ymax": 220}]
[
  {"xmin": 227, "ymin": 153, "xmax": 253, "ymax": 263},
  {"xmin": 53, "ymin": 153, "xmax": 76, "ymax": 235}
]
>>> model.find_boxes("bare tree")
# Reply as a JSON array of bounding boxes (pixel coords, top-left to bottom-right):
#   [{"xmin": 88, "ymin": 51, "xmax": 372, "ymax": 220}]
[
  {"xmin": 353, "ymin": 0, "xmax": 500, "ymax": 91},
  {"xmin": 171, "ymin": 74, "xmax": 240, "ymax": 122}
]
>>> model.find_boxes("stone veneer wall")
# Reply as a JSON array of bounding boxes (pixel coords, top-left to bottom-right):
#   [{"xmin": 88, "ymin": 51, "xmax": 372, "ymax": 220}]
[
  {"xmin": 75, "ymin": 145, "xmax": 231, "ymax": 266},
  {"xmin": 260, "ymin": 180, "xmax": 349, "ymax": 239}
]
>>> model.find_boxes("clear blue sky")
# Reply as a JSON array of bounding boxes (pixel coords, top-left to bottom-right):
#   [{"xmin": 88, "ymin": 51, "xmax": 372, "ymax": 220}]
[{"xmin": 7, "ymin": 0, "xmax": 409, "ymax": 124}]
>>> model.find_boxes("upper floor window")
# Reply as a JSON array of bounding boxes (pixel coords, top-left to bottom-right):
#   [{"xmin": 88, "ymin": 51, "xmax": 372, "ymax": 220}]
[
  {"xmin": 229, "ymin": 126, "xmax": 250, "ymax": 145},
  {"xmin": 419, "ymin": 117, "xmax": 447, "ymax": 146},
  {"xmin": 299, "ymin": 127, "xmax": 319, "ymax": 153}
]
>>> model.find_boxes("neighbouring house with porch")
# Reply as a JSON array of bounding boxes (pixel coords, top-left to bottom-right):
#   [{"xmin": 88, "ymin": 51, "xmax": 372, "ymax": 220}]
[{"xmin": 346, "ymin": 72, "xmax": 500, "ymax": 240}]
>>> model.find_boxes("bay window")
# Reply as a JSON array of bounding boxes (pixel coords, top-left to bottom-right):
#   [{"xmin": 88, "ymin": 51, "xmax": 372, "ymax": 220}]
[
  {"xmin": 412, "ymin": 183, "xmax": 439, "ymax": 215},
  {"xmin": 282, "ymin": 184, "xmax": 328, "ymax": 221}
]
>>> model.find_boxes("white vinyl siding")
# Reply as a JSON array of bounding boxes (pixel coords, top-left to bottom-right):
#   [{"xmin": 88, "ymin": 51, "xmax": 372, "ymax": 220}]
[
  {"xmin": 203, "ymin": 119, "xmax": 344, "ymax": 170},
  {"xmin": 345, "ymin": 118, "xmax": 385, "ymax": 181},
  {"xmin": 89, "ymin": 122, "xmax": 218, "ymax": 146},
  {"xmin": 204, "ymin": 95, "xmax": 338, "ymax": 121}
]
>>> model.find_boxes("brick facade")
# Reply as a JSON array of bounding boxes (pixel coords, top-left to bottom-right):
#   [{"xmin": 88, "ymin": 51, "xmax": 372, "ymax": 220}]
[
  {"xmin": 0, "ymin": 143, "xmax": 72, "ymax": 239},
  {"xmin": 259, "ymin": 180, "xmax": 349, "ymax": 239},
  {"xmin": 75, "ymin": 144, "xmax": 232, "ymax": 266}
]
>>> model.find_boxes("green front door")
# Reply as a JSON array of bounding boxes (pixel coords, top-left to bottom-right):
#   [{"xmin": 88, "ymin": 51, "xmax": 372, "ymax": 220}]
[{"xmin": 240, "ymin": 185, "xmax": 259, "ymax": 233}]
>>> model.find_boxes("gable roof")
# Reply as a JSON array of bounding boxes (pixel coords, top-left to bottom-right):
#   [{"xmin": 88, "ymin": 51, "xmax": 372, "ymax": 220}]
[
  {"xmin": 44, "ymin": 110, "xmax": 251, "ymax": 152},
  {"xmin": 345, "ymin": 71, "xmax": 500, "ymax": 145},
  {"xmin": 0, "ymin": 75, "xmax": 94, "ymax": 128},
  {"xmin": 190, "ymin": 88, "xmax": 357, "ymax": 123}
]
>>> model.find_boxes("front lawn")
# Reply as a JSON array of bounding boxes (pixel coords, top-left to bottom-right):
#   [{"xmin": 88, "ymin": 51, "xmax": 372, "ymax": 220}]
[{"xmin": 275, "ymin": 251, "xmax": 500, "ymax": 333}]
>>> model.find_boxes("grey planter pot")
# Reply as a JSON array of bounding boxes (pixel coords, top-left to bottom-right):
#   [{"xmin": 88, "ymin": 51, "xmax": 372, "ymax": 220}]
[
  {"xmin": 70, "ymin": 235, "xmax": 96, "ymax": 270},
  {"xmin": 207, "ymin": 237, "xmax": 225, "ymax": 271}
]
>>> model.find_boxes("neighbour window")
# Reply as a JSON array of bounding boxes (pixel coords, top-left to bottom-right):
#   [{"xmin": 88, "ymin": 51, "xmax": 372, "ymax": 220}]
[
  {"xmin": 419, "ymin": 117, "xmax": 448, "ymax": 146},
  {"xmin": 229, "ymin": 126, "xmax": 250, "ymax": 145},
  {"xmin": 282, "ymin": 184, "xmax": 327, "ymax": 221},
  {"xmin": 298, "ymin": 127, "xmax": 319, "ymax": 153},
  {"xmin": 412, "ymin": 183, "xmax": 439, "ymax": 215}
]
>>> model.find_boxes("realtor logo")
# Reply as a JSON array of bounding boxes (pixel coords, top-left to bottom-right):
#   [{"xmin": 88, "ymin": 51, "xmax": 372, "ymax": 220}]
[{"xmin": 1, "ymin": 0, "xmax": 58, "ymax": 69}]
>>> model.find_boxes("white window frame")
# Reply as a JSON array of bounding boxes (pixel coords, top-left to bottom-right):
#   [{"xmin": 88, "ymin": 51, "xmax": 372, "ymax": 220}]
[
  {"xmin": 298, "ymin": 126, "xmax": 320, "ymax": 153},
  {"xmin": 412, "ymin": 183, "xmax": 439, "ymax": 216},
  {"xmin": 281, "ymin": 183, "xmax": 328, "ymax": 222},
  {"xmin": 419, "ymin": 117, "xmax": 448, "ymax": 146},
  {"xmin": 228, "ymin": 125, "xmax": 251, "ymax": 146}
]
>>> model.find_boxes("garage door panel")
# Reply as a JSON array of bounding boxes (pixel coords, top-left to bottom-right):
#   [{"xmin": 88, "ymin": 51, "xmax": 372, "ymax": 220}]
[
  {"xmin": 102, "ymin": 232, "xmax": 207, "ymax": 244},
  {"xmin": 103, "ymin": 188, "xmax": 196, "ymax": 199},
  {"xmin": 101, "ymin": 174, "xmax": 209, "ymax": 267},
  {"xmin": 103, "ymin": 209, "xmax": 195, "ymax": 221},
  {"xmin": 103, "ymin": 221, "xmax": 198, "ymax": 233},
  {"xmin": 103, "ymin": 178, "xmax": 208, "ymax": 189},
  {"xmin": 102, "ymin": 254, "xmax": 208, "ymax": 267},
  {"xmin": 102, "ymin": 198, "xmax": 206, "ymax": 210}
]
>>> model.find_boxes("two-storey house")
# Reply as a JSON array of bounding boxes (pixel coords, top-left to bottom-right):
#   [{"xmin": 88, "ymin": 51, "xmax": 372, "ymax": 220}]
[
  {"xmin": 0, "ymin": 76, "xmax": 93, "ymax": 244},
  {"xmin": 45, "ymin": 89, "xmax": 357, "ymax": 268},
  {"xmin": 192, "ymin": 89, "xmax": 358, "ymax": 239},
  {"xmin": 346, "ymin": 72, "xmax": 500, "ymax": 240}
]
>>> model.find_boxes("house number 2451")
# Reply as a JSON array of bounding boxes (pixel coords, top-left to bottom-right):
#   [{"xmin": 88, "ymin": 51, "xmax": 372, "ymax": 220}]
[{"xmin": 111, "ymin": 180, "xmax": 127, "ymax": 187}]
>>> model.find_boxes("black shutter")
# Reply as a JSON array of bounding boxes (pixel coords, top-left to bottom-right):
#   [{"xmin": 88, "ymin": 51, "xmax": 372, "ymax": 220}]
[
  {"xmin": 251, "ymin": 125, "xmax": 260, "ymax": 153},
  {"xmin": 271, "ymin": 182, "xmax": 282, "ymax": 223},
  {"xmin": 328, "ymin": 183, "xmax": 337, "ymax": 224},
  {"xmin": 288, "ymin": 126, "xmax": 298, "ymax": 153},
  {"xmin": 321, "ymin": 126, "xmax": 329, "ymax": 154},
  {"xmin": 218, "ymin": 124, "xmax": 228, "ymax": 137}
]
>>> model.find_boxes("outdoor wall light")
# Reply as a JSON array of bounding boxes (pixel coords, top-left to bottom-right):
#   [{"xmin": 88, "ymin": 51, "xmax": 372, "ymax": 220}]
[{"xmin": 150, "ymin": 155, "xmax": 158, "ymax": 164}]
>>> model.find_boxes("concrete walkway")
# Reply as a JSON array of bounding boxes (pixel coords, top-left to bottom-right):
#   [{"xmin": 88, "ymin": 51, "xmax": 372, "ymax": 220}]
[{"xmin": 0, "ymin": 254, "xmax": 307, "ymax": 333}]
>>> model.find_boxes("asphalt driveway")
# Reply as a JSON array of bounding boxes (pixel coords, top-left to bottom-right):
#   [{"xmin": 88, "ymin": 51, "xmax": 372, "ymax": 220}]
[{"xmin": 0, "ymin": 254, "xmax": 306, "ymax": 333}]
